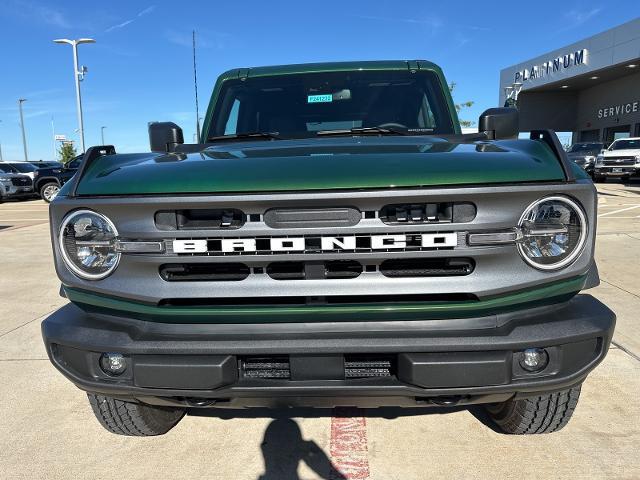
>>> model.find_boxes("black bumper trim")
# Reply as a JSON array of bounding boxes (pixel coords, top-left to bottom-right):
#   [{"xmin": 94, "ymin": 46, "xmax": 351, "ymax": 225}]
[{"xmin": 42, "ymin": 294, "xmax": 615, "ymax": 405}]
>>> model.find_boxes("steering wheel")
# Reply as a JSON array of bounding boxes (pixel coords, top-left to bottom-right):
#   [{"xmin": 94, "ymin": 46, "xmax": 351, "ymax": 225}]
[{"xmin": 377, "ymin": 122, "xmax": 408, "ymax": 130}]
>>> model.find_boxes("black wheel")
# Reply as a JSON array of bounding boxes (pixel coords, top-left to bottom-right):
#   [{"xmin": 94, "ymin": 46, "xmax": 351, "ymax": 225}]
[
  {"xmin": 87, "ymin": 393, "xmax": 186, "ymax": 436},
  {"xmin": 39, "ymin": 182, "xmax": 60, "ymax": 203},
  {"xmin": 484, "ymin": 385, "xmax": 581, "ymax": 434}
]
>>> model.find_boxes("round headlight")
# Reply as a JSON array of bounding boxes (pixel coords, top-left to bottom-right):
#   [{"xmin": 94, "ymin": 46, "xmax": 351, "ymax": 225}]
[
  {"xmin": 59, "ymin": 210, "xmax": 120, "ymax": 280},
  {"xmin": 517, "ymin": 196, "xmax": 587, "ymax": 270}
]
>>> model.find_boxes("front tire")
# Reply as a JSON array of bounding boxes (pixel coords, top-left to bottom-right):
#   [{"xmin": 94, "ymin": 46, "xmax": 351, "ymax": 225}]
[
  {"xmin": 87, "ymin": 393, "xmax": 186, "ymax": 436},
  {"xmin": 484, "ymin": 385, "xmax": 581, "ymax": 434},
  {"xmin": 39, "ymin": 182, "xmax": 60, "ymax": 203}
]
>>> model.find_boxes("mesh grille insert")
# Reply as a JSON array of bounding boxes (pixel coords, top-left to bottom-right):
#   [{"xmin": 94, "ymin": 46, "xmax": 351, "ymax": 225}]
[
  {"xmin": 380, "ymin": 258, "xmax": 475, "ymax": 277},
  {"xmin": 242, "ymin": 356, "xmax": 290, "ymax": 379}
]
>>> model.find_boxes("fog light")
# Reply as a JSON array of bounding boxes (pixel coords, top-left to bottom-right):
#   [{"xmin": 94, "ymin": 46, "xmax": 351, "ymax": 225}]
[
  {"xmin": 100, "ymin": 353, "xmax": 127, "ymax": 376},
  {"xmin": 519, "ymin": 348, "xmax": 548, "ymax": 372}
]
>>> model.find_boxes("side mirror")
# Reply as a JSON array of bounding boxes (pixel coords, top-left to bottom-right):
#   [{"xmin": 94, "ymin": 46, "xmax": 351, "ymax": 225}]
[
  {"xmin": 478, "ymin": 108, "xmax": 519, "ymax": 140},
  {"xmin": 149, "ymin": 122, "xmax": 184, "ymax": 152}
]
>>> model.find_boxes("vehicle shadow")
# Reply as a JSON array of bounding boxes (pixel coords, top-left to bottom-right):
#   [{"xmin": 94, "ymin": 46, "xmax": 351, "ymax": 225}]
[{"xmin": 189, "ymin": 405, "xmax": 501, "ymax": 479}]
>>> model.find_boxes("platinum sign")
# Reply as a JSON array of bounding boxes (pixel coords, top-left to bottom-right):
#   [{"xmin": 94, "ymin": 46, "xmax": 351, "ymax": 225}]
[{"xmin": 514, "ymin": 49, "xmax": 587, "ymax": 83}]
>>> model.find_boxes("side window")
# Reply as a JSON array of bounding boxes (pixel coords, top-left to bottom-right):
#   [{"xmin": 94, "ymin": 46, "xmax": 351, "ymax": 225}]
[
  {"xmin": 224, "ymin": 99, "xmax": 241, "ymax": 135},
  {"xmin": 68, "ymin": 158, "xmax": 82, "ymax": 169},
  {"xmin": 417, "ymin": 94, "xmax": 436, "ymax": 129}
]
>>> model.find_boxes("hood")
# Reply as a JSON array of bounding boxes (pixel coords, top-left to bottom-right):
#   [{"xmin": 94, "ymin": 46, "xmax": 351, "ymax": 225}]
[
  {"xmin": 74, "ymin": 137, "xmax": 566, "ymax": 196},
  {"xmin": 602, "ymin": 149, "xmax": 640, "ymax": 157}
]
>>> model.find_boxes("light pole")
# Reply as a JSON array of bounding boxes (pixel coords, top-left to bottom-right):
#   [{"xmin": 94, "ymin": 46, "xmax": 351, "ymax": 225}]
[
  {"xmin": 18, "ymin": 98, "xmax": 28, "ymax": 161},
  {"xmin": 53, "ymin": 38, "xmax": 95, "ymax": 153},
  {"xmin": 101, "ymin": 126, "xmax": 106, "ymax": 144}
]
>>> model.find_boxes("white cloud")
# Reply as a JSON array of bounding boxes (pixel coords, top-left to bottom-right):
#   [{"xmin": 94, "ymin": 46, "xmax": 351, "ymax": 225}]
[
  {"xmin": 5, "ymin": 0, "xmax": 71, "ymax": 28},
  {"xmin": 105, "ymin": 5, "xmax": 156, "ymax": 33},
  {"xmin": 353, "ymin": 14, "xmax": 443, "ymax": 34},
  {"xmin": 137, "ymin": 6, "xmax": 156, "ymax": 17},
  {"xmin": 562, "ymin": 7, "xmax": 602, "ymax": 30},
  {"xmin": 165, "ymin": 29, "xmax": 230, "ymax": 49}
]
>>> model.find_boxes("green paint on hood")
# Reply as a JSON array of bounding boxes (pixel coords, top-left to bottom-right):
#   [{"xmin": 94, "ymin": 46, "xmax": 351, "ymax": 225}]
[{"xmin": 75, "ymin": 136, "xmax": 565, "ymax": 196}]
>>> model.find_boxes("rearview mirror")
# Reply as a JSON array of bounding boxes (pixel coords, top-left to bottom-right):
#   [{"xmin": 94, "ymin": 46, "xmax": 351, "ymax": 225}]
[
  {"xmin": 479, "ymin": 108, "xmax": 519, "ymax": 140},
  {"xmin": 149, "ymin": 122, "xmax": 184, "ymax": 152}
]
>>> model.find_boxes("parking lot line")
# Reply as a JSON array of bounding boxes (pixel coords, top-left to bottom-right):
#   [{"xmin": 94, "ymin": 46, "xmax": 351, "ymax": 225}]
[{"xmin": 598, "ymin": 205, "xmax": 640, "ymax": 217}]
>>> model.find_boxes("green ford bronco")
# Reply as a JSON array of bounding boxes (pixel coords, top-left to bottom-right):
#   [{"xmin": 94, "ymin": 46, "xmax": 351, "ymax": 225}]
[{"xmin": 42, "ymin": 60, "xmax": 615, "ymax": 436}]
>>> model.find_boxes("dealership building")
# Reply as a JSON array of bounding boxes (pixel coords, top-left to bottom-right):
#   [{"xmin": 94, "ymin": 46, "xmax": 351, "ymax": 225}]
[{"xmin": 499, "ymin": 18, "xmax": 640, "ymax": 145}]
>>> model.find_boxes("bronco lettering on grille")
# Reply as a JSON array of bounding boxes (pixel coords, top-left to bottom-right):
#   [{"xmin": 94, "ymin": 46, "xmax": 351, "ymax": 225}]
[{"xmin": 173, "ymin": 233, "xmax": 458, "ymax": 255}]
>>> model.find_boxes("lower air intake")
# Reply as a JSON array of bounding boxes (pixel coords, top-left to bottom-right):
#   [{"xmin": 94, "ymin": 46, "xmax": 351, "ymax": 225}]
[
  {"xmin": 242, "ymin": 357, "xmax": 290, "ymax": 379},
  {"xmin": 345, "ymin": 355, "xmax": 395, "ymax": 378}
]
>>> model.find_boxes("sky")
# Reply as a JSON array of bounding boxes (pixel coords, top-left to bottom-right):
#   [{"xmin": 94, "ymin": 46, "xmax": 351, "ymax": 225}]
[{"xmin": 0, "ymin": 0, "xmax": 638, "ymax": 160}]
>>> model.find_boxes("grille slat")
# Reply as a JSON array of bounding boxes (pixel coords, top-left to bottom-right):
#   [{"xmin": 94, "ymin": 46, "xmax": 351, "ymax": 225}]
[{"xmin": 159, "ymin": 263, "xmax": 250, "ymax": 281}]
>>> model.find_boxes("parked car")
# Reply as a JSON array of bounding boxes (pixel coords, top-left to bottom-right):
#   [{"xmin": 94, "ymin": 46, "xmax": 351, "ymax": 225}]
[
  {"xmin": 0, "ymin": 163, "xmax": 34, "ymax": 202},
  {"xmin": 566, "ymin": 142, "xmax": 603, "ymax": 177},
  {"xmin": 4, "ymin": 162, "xmax": 39, "ymax": 181},
  {"xmin": 594, "ymin": 137, "xmax": 640, "ymax": 182},
  {"xmin": 33, "ymin": 155, "xmax": 82, "ymax": 202}
]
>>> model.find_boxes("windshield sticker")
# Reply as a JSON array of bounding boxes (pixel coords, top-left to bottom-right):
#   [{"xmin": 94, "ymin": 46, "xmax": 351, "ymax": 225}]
[{"xmin": 307, "ymin": 94, "xmax": 333, "ymax": 104}]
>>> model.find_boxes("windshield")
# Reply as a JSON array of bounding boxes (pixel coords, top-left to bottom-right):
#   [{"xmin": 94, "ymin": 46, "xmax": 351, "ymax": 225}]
[
  {"xmin": 208, "ymin": 70, "xmax": 455, "ymax": 140},
  {"xmin": 67, "ymin": 158, "xmax": 82, "ymax": 169},
  {"xmin": 32, "ymin": 162, "xmax": 62, "ymax": 168},
  {"xmin": 0, "ymin": 164, "xmax": 17, "ymax": 173},
  {"xmin": 569, "ymin": 143, "xmax": 602, "ymax": 152},
  {"xmin": 610, "ymin": 139, "xmax": 640, "ymax": 150},
  {"xmin": 9, "ymin": 163, "xmax": 37, "ymax": 173}
]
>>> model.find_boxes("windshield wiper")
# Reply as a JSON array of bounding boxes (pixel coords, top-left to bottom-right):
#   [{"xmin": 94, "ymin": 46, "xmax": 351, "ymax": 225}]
[
  {"xmin": 317, "ymin": 126, "xmax": 409, "ymax": 137},
  {"xmin": 207, "ymin": 131, "xmax": 281, "ymax": 142}
]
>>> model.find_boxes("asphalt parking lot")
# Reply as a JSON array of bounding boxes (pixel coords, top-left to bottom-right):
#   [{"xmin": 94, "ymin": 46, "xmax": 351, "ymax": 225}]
[{"xmin": 1, "ymin": 183, "xmax": 639, "ymax": 480}]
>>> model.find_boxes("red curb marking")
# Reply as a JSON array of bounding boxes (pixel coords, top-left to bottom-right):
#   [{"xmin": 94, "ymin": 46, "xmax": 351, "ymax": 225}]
[{"xmin": 329, "ymin": 407, "xmax": 370, "ymax": 480}]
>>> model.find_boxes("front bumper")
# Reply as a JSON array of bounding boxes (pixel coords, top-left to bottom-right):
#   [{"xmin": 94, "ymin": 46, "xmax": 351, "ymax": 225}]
[
  {"xmin": 42, "ymin": 294, "xmax": 615, "ymax": 408},
  {"xmin": 1, "ymin": 183, "xmax": 33, "ymax": 198},
  {"xmin": 595, "ymin": 165, "xmax": 640, "ymax": 177}
]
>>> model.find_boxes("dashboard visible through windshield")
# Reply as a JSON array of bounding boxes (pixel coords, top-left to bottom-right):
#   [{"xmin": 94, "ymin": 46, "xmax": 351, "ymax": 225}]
[{"xmin": 208, "ymin": 70, "xmax": 455, "ymax": 140}]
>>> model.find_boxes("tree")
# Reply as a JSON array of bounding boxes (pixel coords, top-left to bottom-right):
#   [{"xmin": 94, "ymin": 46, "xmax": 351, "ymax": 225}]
[
  {"xmin": 58, "ymin": 142, "xmax": 77, "ymax": 164},
  {"xmin": 449, "ymin": 82, "xmax": 475, "ymax": 128}
]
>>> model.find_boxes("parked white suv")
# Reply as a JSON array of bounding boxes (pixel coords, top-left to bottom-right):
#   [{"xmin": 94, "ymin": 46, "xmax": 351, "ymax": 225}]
[{"xmin": 594, "ymin": 138, "xmax": 640, "ymax": 182}]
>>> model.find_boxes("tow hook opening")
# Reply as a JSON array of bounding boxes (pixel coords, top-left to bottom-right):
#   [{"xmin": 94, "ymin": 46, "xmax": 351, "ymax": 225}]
[
  {"xmin": 417, "ymin": 396, "xmax": 468, "ymax": 406},
  {"xmin": 183, "ymin": 397, "xmax": 217, "ymax": 407}
]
